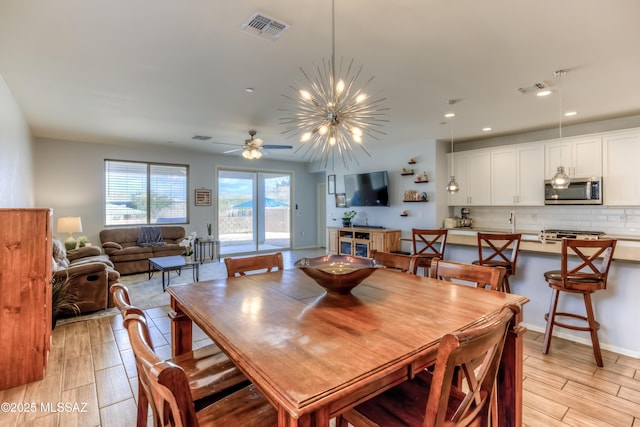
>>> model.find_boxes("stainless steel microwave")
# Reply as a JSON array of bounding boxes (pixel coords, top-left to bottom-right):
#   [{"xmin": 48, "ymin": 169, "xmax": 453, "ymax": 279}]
[{"xmin": 544, "ymin": 177, "xmax": 602, "ymax": 205}]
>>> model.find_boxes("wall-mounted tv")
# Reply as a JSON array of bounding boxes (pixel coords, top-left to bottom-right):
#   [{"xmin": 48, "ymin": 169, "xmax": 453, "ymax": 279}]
[{"xmin": 344, "ymin": 170, "xmax": 390, "ymax": 207}]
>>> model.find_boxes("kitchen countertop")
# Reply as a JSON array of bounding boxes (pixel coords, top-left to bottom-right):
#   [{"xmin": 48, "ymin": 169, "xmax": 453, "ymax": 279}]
[{"xmin": 444, "ymin": 228, "xmax": 640, "ymax": 263}]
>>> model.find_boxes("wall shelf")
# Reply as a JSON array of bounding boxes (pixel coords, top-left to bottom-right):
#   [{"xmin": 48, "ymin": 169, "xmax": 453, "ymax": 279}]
[
  {"xmin": 403, "ymin": 199, "xmax": 428, "ymax": 203},
  {"xmin": 414, "ymin": 180, "xmax": 429, "ymax": 184}
]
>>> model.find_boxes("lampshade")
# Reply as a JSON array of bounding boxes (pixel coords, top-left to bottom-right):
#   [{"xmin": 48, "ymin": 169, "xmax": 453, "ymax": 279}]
[{"xmin": 57, "ymin": 217, "xmax": 83, "ymax": 234}]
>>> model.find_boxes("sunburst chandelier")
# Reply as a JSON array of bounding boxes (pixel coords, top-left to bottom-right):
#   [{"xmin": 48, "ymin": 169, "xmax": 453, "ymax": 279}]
[{"xmin": 280, "ymin": 0, "xmax": 389, "ymax": 168}]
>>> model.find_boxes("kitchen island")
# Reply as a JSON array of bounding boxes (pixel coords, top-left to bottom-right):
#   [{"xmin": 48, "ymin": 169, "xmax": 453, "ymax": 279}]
[{"xmin": 444, "ymin": 228, "xmax": 640, "ymax": 359}]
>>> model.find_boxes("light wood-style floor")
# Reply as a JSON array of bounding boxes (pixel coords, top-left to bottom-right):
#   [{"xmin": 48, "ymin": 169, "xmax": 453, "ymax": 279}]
[{"xmin": 2, "ymin": 285, "xmax": 639, "ymax": 426}]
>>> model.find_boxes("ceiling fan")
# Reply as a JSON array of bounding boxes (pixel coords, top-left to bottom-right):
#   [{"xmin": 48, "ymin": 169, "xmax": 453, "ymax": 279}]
[{"xmin": 223, "ymin": 130, "xmax": 293, "ymax": 159}]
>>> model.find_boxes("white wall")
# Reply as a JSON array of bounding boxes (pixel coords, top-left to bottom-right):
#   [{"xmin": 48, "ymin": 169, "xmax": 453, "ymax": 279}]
[
  {"xmin": 322, "ymin": 138, "xmax": 446, "ymax": 250},
  {"xmin": 34, "ymin": 138, "xmax": 321, "ymax": 247},
  {"xmin": 0, "ymin": 74, "xmax": 34, "ymax": 207}
]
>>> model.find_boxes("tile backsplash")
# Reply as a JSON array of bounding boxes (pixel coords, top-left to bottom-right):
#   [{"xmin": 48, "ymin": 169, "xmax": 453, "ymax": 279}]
[{"xmin": 454, "ymin": 206, "xmax": 640, "ymax": 237}]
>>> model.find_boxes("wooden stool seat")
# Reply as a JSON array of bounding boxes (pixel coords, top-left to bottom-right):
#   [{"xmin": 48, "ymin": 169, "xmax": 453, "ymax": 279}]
[
  {"xmin": 542, "ymin": 238, "xmax": 616, "ymax": 367},
  {"xmin": 474, "ymin": 233, "xmax": 521, "ymax": 293},
  {"xmin": 411, "ymin": 228, "xmax": 448, "ymax": 276}
]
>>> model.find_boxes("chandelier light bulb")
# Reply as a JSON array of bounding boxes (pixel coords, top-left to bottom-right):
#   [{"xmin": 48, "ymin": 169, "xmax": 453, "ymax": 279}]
[
  {"xmin": 336, "ymin": 80, "xmax": 345, "ymax": 94},
  {"xmin": 319, "ymin": 125, "xmax": 328, "ymax": 136},
  {"xmin": 356, "ymin": 94, "xmax": 367, "ymax": 103},
  {"xmin": 329, "ymin": 136, "xmax": 336, "ymax": 146},
  {"xmin": 351, "ymin": 127, "xmax": 363, "ymax": 137},
  {"xmin": 300, "ymin": 90, "xmax": 312, "ymax": 100},
  {"xmin": 301, "ymin": 132, "xmax": 312, "ymax": 142}
]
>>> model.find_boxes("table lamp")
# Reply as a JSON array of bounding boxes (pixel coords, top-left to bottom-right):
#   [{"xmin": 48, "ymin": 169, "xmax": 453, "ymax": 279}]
[{"xmin": 57, "ymin": 216, "xmax": 83, "ymax": 250}]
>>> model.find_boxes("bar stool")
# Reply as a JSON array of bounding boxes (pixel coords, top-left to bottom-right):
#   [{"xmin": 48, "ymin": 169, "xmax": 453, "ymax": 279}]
[
  {"xmin": 473, "ymin": 232, "xmax": 522, "ymax": 293},
  {"xmin": 411, "ymin": 228, "xmax": 448, "ymax": 276},
  {"xmin": 542, "ymin": 238, "xmax": 616, "ymax": 367}
]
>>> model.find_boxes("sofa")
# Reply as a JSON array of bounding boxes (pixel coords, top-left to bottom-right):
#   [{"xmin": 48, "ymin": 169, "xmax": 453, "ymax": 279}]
[
  {"xmin": 99, "ymin": 226, "xmax": 186, "ymax": 275},
  {"xmin": 52, "ymin": 238, "xmax": 120, "ymax": 314}
]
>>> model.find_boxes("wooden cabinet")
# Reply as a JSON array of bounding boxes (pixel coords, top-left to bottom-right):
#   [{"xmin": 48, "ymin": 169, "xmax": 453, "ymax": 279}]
[
  {"xmin": 448, "ymin": 151, "xmax": 491, "ymax": 206},
  {"xmin": 0, "ymin": 208, "xmax": 52, "ymax": 390},
  {"xmin": 328, "ymin": 227, "xmax": 400, "ymax": 257},
  {"xmin": 491, "ymin": 144, "xmax": 544, "ymax": 206},
  {"xmin": 603, "ymin": 130, "xmax": 640, "ymax": 205},
  {"xmin": 545, "ymin": 136, "xmax": 602, "ymax": 179}
]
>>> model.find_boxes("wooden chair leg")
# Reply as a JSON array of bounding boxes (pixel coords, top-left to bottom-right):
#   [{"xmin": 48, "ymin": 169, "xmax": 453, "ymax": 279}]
[
  {"xmin": 583, "ymin": 292, "xmax": 603, "ymax": 367},
  {"xmin": 136, "ymin": 384, "xmax": 149, "ymax": 427},
  {"xmin": 542, "ymin": 288, "xmax": 560, "ymax": 355},
  {"xmin": 502, "ymin": 275, "xmax": 511, "ymax": 293}
]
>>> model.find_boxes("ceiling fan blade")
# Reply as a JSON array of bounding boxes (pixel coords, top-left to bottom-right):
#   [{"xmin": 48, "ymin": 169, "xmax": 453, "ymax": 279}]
[
  {"xmin": 223, "ymin": 148, "xmax": 243, "ymax": 154},
  {"xmin": 211, "ymin": 141, "xmax": 241, "ymax": 147},
  {"xmin": 263, "ymin": 144, "xmax": 293, "ymax": 149}
]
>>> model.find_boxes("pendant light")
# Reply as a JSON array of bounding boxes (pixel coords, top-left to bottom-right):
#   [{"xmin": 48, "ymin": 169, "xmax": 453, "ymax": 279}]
[
  {"xmin": 446, "ymin": 104, "xmax": 459, "ymax": 194},
  {"xmin": 550, "ymin": 70, "xmax": 570, "ymax": 190}
]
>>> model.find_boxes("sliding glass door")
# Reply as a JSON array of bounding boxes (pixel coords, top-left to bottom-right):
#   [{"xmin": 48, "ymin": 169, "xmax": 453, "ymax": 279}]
[{"xmin": 217, "ymin": 169, "xmax": 291, "ymax": 255}]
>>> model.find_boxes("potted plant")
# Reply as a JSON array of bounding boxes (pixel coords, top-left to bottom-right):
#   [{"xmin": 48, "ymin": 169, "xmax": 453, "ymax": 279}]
[
  {"xmin": 51, "ymin": 274, "xmax": 80, "ymax": 329},
  {"xmin": 180, "ymin": 231, "xmax": 197, "ymax": 262},
  {"xmin": 342, "ymin": 210, "xmax": 357, "ymax": 227},
  {"xmin": 77, "ymin": 235, "xmax": 88, "ymax": 247},
  {"xmin": 206, "ymin": 223, "xmax": 213, "ymax": 240}
]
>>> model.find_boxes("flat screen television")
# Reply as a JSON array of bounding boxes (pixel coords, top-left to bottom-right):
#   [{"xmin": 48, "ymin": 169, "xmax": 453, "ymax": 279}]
[{"xmin": 344, "ymin": 170, "xmax": 390, "ymax": 207}]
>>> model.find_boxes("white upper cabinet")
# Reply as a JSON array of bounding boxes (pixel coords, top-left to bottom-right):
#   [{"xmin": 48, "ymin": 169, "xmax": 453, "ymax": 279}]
[
  {"xmin": 603, "ymin": 130, "xmax": 640, "ymax": 206},
  {"xmin": 448, "ymin": 151, "xmax": 491, "ymax": 206},
  {"xmin": 491, "ymin": 144, "xmax": 544, "ymax": 206},
  {"xmin": 544, "ymin": 136, "xmax": 602, "ymax": 179}
]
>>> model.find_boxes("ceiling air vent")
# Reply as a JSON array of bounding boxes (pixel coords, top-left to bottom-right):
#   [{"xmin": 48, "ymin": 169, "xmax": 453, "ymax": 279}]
[
  {"xmin": 516, "ymin": 82, "xmax": 548, "ymax": 94},
  {"xmin": 192, "ymin": 135, "xmax": 212, "ymax": 141},
  {"xmin": 241, "ymin": 12, "xmax": 290, "ymax": 41}
]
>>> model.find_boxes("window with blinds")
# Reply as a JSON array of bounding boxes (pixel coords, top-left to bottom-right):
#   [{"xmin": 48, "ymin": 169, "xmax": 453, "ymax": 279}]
[{"xmin": 105, "ymin": 160, "xmax": 188, "ymax": 225}]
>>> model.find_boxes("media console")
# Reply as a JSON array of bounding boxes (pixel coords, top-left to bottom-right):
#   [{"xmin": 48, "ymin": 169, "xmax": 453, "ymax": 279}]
[{"xmin": 327, "ymin": 226, "xmax": 401, "ymax": 258}]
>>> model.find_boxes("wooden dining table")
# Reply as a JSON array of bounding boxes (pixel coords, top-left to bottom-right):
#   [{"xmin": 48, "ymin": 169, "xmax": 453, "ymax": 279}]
[{"xmin": 168, "ymin": 267, "xmax": 529, "ymax": 427}]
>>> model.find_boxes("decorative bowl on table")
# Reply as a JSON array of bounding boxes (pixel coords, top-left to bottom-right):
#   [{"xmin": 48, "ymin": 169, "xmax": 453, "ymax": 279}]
[{"xmin": 294, "ymin": 255, "xmax": 380, "ymax": 295}]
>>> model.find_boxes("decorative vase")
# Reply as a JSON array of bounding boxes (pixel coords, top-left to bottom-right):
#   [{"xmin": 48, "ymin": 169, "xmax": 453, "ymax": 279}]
[
  {"xmin": 184, "ymin": 255, "xmax": 192, "ymax": 263},
  {"xmin": 342, "ymin": 218, "xmax": 351, "ymax": 227}
]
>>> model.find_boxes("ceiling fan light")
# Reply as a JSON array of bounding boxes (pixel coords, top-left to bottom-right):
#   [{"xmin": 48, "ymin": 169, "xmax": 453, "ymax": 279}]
[
  {"xmin": 254, "ymin": 149, "xmax": 263, "ymax": 159},
  {"xmin": 242, "ymin": 150, "xmax": 251, "ymax": 159}
]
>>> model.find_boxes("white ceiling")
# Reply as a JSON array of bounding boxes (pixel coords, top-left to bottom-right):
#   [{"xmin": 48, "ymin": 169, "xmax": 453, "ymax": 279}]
[{"xmin": 1, "ymin": 0, "xmax": 640, "ymax": 162}]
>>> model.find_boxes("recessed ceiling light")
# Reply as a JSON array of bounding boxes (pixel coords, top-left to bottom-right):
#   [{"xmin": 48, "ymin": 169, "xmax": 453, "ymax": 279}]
[
  {"xmin": 245, "ymin": 87, "xmax": 255, "ymax": 93},
  {"xmin": 564, "ymin": 111, "xmax": 577, "ymax": 116},
  {"xmin": 536, "ymin": 90, "xmax": 552, "ymax": 97},
  {"xmin": 482, "ymin": 127, "xmax": 492, "ymax": 132},
  {"xmin": 444, "ymin": 112, "xmax": 455, "ymax": 118}
]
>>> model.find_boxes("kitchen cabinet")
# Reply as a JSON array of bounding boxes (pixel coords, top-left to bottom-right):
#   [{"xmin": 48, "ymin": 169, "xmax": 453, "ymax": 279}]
[
  {"xmin": 603, "ymin": 130, "xmax": 640, "ymax": 205},
  {"xmin": 545, "ymin": 136, "xmax": 602, "ymax": 179},
  {"xmin": 491, "ymin": 144, "xmax": 544, "ymax": 205},
  {"xmin": 448, "ymin": 151, "xmax": 491, "ymax": 206},
  {"xmin": 328, "ymin": 227, "xmax": 400, "ymax": 257},
  {"xmin": 0, "ymin": 208, "xmax": 52, "ymax": 390}
]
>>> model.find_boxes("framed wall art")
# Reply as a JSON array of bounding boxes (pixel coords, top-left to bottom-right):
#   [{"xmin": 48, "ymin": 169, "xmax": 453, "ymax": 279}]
[
  {"xmin": 327, "ymin": 174, "xmax": 336, "ymax": 194},
  {"xmin": 335, "ymin": 193, "xmax": 347, "ymax": 208},
  {"xmin": 194, "ymin": 188, "xmax": 212, "ymax": 206}
]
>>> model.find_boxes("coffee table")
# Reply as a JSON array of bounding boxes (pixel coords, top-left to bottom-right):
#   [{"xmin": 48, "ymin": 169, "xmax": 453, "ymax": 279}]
[{"xmin": 148, "ymin": 255, "xmax": 199, "ymax": 291}]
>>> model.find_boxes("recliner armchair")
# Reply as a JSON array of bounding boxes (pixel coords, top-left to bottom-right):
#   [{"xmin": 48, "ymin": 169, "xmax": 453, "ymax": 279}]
[{"xmin": 52, "ymin": 238, "xmax": 120, "ymax": 314}]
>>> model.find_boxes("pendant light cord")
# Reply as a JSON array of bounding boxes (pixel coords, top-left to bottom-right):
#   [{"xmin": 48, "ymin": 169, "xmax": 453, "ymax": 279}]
[{"xmin": 331, "ymin": 0, "xmax": 336, "ymax": 83}]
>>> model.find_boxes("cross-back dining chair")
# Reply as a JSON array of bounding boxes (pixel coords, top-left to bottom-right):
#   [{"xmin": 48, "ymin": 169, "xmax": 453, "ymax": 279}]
[
  {"xmin": 542, "ymin": 238, "xmax": 617, "ymax": 367},
  {"xmin": 430, "ymin": 258, "xmax": 506, "ymax": 292},
  {"xmin": 123, "ymin": 312, "xmax": 277, "ymax": 427},
  {"xmin": 110, "ymin": 284, "xmax": 248, "ymax": 427},
  {"xmin": 371, "ymin": 249, "xmax": 418, "ymax": 274},
  {"xmin": 411, "ymin": 228, "xmax": 448, "ymax": 276},
  {"xmin": 337, "ymin": 304, "xmax": 519, "ymax": 427},
  {"xmin": 224, "ymin": 252, "xmax": 284, "ymax": 277},
  {"xmin": 473, "ymin": 232, "xmax": 522, "ymax": 293}
]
